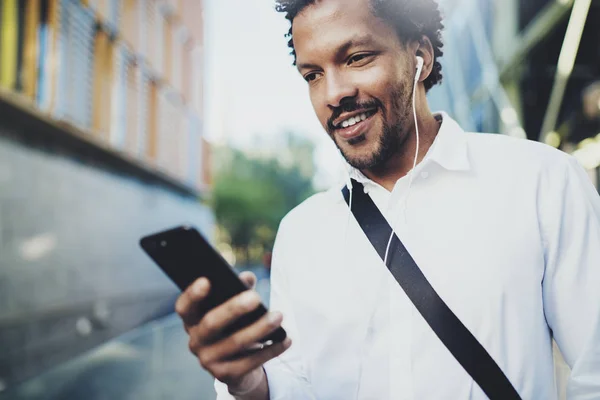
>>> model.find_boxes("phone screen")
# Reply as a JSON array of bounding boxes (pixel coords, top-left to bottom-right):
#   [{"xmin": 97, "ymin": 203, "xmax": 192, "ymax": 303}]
[{"xmin": 140, "ymin": 225, "xmax": 286, "ymax": 343}]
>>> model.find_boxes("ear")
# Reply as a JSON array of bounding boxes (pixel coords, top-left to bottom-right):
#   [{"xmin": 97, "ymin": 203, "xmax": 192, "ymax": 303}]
[{"xmin": 414, "ymin": 36, "xmax": 435, "ymax": 83}]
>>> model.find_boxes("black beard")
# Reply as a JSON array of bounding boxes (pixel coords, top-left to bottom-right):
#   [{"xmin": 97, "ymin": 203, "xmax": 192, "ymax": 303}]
[{"xmin": 333, "ymin": 81, "xmax": 412, "ymax": 172}]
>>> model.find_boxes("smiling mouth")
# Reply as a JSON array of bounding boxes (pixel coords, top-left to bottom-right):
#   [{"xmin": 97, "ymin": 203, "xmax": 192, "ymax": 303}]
[
  {"xmin": 334, "ymin": 109, "xmax": 378, "ymax": 130},
  {"xmin": 332, "ymin": 108, "xmax": 378, "ymax": 143}
]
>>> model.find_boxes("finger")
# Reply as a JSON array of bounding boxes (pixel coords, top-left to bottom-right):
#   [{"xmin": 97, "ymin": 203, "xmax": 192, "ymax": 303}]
[
  {"xmin": 239, "ymin": 271, "xmax": 257, "ymax": 289},
  {"xmin": 210, "ymin": 338, "xmax": 292, "ymax": 384},
  {"xmin": 201, "ymin": 311, "xmax": 283, "ymax": 362},
  {"xmin": 175, "ymin": 277, "xmax": 211, "ymax": 326},
  {"xmin": 194, "ymin": 290, "xmax": 262, "ymax": 344}
]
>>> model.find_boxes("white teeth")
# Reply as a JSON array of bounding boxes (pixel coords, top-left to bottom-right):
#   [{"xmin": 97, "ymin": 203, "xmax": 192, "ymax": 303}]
[{"xmin": 339, "ymin": 112, "xmax": 371, "ymax": 128}]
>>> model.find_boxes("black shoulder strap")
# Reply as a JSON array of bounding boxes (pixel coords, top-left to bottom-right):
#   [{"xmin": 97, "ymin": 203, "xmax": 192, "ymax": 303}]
[{"xmin": 342, "ymin": 180, "xmax": 521, "ymax": 400}]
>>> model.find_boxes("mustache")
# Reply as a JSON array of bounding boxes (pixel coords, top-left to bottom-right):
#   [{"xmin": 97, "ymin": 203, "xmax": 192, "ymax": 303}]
[{"xmin": 327, "ymin": 99, "xmax": 382, "ymax": 133}]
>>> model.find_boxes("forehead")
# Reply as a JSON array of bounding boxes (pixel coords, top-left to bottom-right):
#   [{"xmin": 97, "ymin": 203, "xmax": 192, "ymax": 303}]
[{"xmin": 292, "ymin": 0, "xmax": 401, "ymax": 63}]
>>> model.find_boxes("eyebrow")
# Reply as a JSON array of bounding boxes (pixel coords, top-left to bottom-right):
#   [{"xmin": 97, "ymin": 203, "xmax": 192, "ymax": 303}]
[{"xmin": 296, "ymin": 34, "xmax": 378, "ymax": 71}]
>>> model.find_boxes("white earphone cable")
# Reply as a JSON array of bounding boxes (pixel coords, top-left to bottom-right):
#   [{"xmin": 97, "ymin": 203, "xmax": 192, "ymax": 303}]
[
  {"xmin": 383, "ymin": 57, "xmax": 422, "ymax": 267},
  {"xmin": 353, "ymin": 57, "xmax": 423, "ymax": 400}
]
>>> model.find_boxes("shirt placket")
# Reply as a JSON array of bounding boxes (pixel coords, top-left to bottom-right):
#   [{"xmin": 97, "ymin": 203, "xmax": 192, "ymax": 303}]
[{"xmin": 371, "ymin": 186, "xmax": 414, "ymax": 400}]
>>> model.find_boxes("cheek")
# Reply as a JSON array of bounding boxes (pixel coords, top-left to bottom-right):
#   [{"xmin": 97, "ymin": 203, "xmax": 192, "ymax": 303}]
[{"xmin": 355, "ymin": 65, "xmax": 404, "ymax": 103}]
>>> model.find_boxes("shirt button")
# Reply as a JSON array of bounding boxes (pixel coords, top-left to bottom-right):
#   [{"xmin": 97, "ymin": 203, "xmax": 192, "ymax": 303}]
[{"xmin": 421, "ymin": 171, "xmax": 429, "ymax": 179}]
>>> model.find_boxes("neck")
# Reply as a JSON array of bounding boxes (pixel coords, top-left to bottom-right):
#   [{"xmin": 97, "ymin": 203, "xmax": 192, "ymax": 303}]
[{"xmin": 362, "ymin": 109, "xmax": 441, "ymax": 192}]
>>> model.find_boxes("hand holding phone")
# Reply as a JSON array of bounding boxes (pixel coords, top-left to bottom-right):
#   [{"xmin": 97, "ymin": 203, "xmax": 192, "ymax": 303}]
[{"xmin": 140, "ymin": 226, "xmax": 291, "ymax": 394}]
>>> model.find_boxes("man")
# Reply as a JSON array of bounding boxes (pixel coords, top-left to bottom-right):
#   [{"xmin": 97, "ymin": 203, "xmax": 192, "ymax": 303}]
[{"xmin": 175, "ymin": 0, "xmax": 600, "ymax": 398}]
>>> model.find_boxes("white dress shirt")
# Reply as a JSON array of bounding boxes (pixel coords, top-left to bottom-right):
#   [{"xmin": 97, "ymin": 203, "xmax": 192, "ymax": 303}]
[{"xmin": 215, "ymin": 113, "xmax": 600, "ymax": 399}]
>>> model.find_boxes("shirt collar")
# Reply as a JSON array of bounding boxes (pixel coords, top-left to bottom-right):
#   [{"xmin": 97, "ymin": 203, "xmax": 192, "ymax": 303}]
[
  {"xmin": 428, "ymin": 111, "xmax": 471, "ymax": 172},
  {"xmin": 346, "ymin": 111, "xmax": 470, "ymax": 185}
]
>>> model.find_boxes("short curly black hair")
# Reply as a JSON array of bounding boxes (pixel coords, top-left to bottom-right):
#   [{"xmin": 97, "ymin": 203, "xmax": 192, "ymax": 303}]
[{"xmin": 275, "ymin": 0, "xmax": 445, "ymax": 91}]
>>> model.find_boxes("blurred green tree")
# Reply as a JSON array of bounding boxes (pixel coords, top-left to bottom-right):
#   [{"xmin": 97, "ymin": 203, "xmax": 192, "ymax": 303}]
[{"xmin": 212, "ymin": 136, "xmax": 315, "ymax": 265}]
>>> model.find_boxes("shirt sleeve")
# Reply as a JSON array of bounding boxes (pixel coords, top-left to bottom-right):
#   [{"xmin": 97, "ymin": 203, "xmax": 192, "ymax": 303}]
[
  {"xmin": 540, "ymin": 155, "xmax": 600, "ymax": 398},
  {"xmin": 214, "ymin": 216, "xmax": 317, "ymax": 399}
]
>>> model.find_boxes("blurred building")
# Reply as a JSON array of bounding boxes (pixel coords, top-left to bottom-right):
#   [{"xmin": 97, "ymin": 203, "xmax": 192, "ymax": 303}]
[
  {"xmin": 0, "ymin": 0, "xmax": 210, "ymax": 189},
  {"xmin": 431, "ymin": 0, "xmax": 600, "ymax": 189},
  {"xmin": 0, "ymin": 0, "xmax": 213, "ymax": 394}
]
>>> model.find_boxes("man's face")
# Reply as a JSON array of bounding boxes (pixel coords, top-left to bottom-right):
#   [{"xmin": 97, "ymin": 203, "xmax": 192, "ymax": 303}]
[{"xmin": 293, "ymin": 0, "xmax": 415, "ymax": 171}]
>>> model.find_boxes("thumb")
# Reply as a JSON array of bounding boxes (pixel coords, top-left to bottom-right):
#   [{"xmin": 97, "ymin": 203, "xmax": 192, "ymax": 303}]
[{"xmin": 239, "ymin": 271, "xmax": 257, "ymax": 290}]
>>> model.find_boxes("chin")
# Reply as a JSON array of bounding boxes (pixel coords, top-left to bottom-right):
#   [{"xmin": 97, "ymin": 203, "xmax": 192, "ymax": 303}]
[
  {"xmin": 334, "ymin": 131, "xmax": 382, "ymax": 168},
  {"xmin": 340, "ymin": 146, "xmax": 380, "ymax": 170}
]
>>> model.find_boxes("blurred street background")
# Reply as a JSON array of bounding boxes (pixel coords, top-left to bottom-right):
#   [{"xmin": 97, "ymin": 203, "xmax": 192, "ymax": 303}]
[{"xmin": 0, "ymin": 0, "xmax": 598, "ymax": 399}]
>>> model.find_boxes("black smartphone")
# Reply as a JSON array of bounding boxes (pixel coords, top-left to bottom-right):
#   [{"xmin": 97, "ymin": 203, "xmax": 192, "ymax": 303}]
[{"xmin": 140, "ymin": 225, "xmax": 286, "ymax": 344}]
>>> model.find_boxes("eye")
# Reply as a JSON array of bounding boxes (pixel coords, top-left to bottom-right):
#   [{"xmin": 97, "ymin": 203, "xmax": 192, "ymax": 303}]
[
  {"xmin": 304, "ymin": 72, "xmax": 320, "ymax": 83},
  {"xmin": 348, "ymin": 53, "xmax": 374, "ymax": 66}
]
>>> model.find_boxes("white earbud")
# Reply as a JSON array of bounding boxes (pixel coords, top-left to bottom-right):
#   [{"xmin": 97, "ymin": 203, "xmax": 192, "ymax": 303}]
[{"xmin": 415, "ymin": 56, "xmax": 424, "ymax": 82}]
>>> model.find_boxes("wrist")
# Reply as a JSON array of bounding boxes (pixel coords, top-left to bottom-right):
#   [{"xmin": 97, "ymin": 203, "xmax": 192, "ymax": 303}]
[{"xmin": 227, "ymin": 367, "xmax": 267, "ymax": 398}]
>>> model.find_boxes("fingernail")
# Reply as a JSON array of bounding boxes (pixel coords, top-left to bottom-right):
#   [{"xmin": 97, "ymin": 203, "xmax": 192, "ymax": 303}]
[
  {"xmin": 193, "ymin": 279, "xmax": 208, "ymax": 295},
  {"xmin": 239, "ymin": 291, "xmax": 257, "ymax": 307},
  {"xmin": 267, "ymin": 312, "xmax": 282, "ymax": 324}
]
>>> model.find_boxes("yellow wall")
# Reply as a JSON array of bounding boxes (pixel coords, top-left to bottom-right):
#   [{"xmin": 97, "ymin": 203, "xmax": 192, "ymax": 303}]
[
  {"xmin": 23, "ymin": 0, "xmax": 41, "ymax": 98},
  {"xmin": 1, "ymin": 0, "xmax": 19, "ymax": 88}
]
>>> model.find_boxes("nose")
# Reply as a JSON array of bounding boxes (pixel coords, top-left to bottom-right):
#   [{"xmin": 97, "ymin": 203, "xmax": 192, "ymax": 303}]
[{"xmin": 326, "ymin": 73, "xmax": 357, "ymax": 109}]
